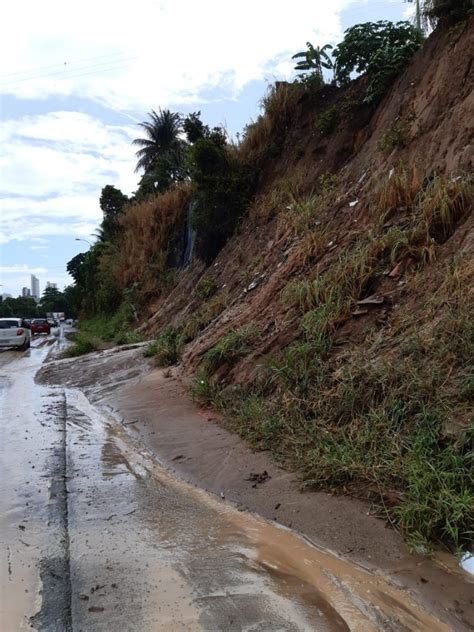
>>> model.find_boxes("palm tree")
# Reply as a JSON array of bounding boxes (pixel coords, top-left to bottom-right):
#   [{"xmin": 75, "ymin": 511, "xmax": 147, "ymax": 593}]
[{"xmin": 133, "ymin": 109, "xmax": 182, "ymax": 174}]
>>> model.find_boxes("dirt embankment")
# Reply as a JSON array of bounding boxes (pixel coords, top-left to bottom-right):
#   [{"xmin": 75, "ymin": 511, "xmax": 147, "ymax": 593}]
[{"xmin": 144, "ymin": 16, "xmax": 473, "ymax": 378}]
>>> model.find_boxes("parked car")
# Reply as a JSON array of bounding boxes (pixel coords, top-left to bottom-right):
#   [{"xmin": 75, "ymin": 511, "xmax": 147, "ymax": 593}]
[
  {"xmin": 0, "ymin": 318, "xmax": 31, "ymax": 351},
  {"xmin": 30, "ymin": 318, "xmax": 51, "ymax": 336}
]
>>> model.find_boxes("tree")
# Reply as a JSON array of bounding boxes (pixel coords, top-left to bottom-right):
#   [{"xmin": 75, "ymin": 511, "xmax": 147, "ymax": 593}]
[
  {"xmin": 133, "ymin": 109, "xmax": 183, "ymax": 174},
  {"xmin": 292, "ymin": 43, "xmax": 333, "ymax": 85},
  {"xmin": 0, "ymin": 296, "xmax": 39, "ymax": 318},
  {"xmin": 97, "ymin": 185, "xmax": 129, "ymax": 242},
  {"xmin": 333, "ymin": 21, "xmax": 423, "ymax": 102},
  {"xmin": 67, "ymin": 252, "xmax": 87, "ymax": 286},
  {"xmin": 39, "ymin": 287, "xmax": 68, "ymax": 314},
  {"xmin": 100, "ymin": 185, "xmax": 128, "ymax": 220}
]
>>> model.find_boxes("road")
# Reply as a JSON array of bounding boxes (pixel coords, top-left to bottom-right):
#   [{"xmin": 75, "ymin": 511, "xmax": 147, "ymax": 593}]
[{"xmin": 0, "ymin": 332, "xmax": 460, "ymax": 630}]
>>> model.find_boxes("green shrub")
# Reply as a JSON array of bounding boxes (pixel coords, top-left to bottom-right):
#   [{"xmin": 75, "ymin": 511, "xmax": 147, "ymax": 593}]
[
  {"xmin": 190, "ymin": 135, "xmax": 255, "ymax": 262},
  {"xmin": 152, "ymin": 326, "xmax": 185, "ymax": 366},
  {"xmin": 333, "ymin": 21, "xmax": 423, "ymax": 103},
  {"xmin": 315, "ymin": 107, "xmax": 340, "ymax": 135},
  {"xmin": 62, "ymin": 332, "xmax": 101, "ymax": 357},
  {"xmin": 378, "ymin": 118, "xmax": 411, "ymax": 152},
  {"xmin": 196, "ymin": 277, "xmax": 218, "ymax": 299}
]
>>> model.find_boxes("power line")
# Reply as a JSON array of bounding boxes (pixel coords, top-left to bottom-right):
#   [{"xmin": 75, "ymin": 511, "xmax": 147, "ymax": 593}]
[
  {"xmin": 1, "ymin": 49, "xmax": 136, "ymax": 79},
  {"xmin": 1, "ymin": 55, "xmax": 138, "ymax": 87}
]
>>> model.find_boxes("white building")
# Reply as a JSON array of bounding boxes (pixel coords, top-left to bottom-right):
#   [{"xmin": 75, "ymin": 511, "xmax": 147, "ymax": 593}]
[
  {"xmin": 22, "ymin": 287, "xmax": 31, "ymax": 297},
  {"xmin": 46, "ymin": 282, "xmax": 57, "ymax": 289},
  {"xmin": 31, "ymin": 274, "xmax": 40, "ymax": 299}
]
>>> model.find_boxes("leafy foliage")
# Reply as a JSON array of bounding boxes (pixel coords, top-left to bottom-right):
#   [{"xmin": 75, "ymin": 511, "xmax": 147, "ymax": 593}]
[
  {"xmin": 333, "ymin": 21, "xmax": 423, "ymax": 102},
  {"xmin": 190, "ymin": 131, "xmax": 255, "ymax": 262},
  {"xmin": 292, "ymin": 42, "xmax": 333, "ymax": 86}
]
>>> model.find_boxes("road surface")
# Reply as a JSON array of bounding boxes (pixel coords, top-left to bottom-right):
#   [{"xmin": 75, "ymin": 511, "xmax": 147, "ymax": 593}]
[{"xmin": 0, "ymin": 332, "xmax": 460, "ymax": 630}]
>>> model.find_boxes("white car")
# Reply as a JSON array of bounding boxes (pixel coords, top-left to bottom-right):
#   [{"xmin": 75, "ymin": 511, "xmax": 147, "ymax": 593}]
[{"xmin": 0, "ymin": 318, "xmax": 31, "ymax": 351}]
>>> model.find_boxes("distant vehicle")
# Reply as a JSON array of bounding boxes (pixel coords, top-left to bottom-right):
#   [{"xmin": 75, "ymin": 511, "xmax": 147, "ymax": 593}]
[
  {"xmin": 0, "ymin": 318, "xmax": 31, "ymax": 351},
  {"xmin": 30, "ymin": 319, "xmax": 51, "ymax": 336},
  {"xmin": 65, "ymin": 318, "xmax": 74, "ymax": 326}
]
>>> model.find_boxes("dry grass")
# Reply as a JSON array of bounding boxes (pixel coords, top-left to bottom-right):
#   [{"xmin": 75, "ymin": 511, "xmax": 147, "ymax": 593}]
[
  {"xmin": 116, "ymin": 183, "xmax": 192, "ymax": 293},
  {"xmin": 239, "ymin": 83, "xmax": 302, "ymax": 162},
  {"xmin": 183, "ymin": 292, "xmax": 230, "ymax": 340}
]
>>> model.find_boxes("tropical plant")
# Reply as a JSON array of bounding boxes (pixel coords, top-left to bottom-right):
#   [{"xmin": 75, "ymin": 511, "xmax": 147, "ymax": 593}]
[
  {"xmin": 133, "ymin": 108, "xmax": 183, "ymax": 174},
  {"xmin": 333, "ymin": 21, "xmax": 423, "ymax": 102},
  {"xmin": 292, "ymin": 42, "xmax": 333, "ymax": 85}
]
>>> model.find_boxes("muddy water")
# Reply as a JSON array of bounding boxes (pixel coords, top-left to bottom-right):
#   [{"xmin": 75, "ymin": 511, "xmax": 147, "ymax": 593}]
[{"xmin": 1, "ymin": 340, "xmax": 464, "ymax": 630}]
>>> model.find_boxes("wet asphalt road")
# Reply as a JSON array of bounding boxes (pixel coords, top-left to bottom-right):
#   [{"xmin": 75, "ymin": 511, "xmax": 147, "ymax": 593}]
[{"xmin": 0, "ymin": 333, "xmax": 455, "ymax": 631}]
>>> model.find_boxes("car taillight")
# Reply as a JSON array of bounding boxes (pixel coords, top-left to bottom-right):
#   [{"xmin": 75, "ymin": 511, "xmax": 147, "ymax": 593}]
[{"xmin": 17, "ymin": 328, "xmax": 24, "ymax": 335}]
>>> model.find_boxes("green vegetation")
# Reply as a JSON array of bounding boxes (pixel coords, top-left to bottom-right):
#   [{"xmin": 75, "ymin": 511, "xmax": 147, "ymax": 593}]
[
  {"xmin": 0, "ymin": 285, "xmax": 78, "ymax": 319},
  {"xmin": 333, "ymin": 21, "xmax": 423, "ymax": 103},
  {"xmin": 196, "ymin": 277, "xmax": 218, "ymax": 299},
  {"xmin": 315, "ymin": 106, "xmax": 340, "ymax": 135},
  {"xmin": 193, "ymin": 174, "xmax": 473, "ymax": 551},
  {"xmin": 62, "ymin": 332, "xmax": 102, "ymax": 358},
  {"xmin": 378, "ymin": 118, "xmax": 411, "ymax": 151},
  {"xmin": 146, "ymin": 326, "xmax": 185, "ymax": 366},
  {"xmin": 292, "ymin": 42, "xmax": 333, "ymax": 87},
  {"xmin": 201, "ymin": 325, "xmax": 259, "ymax": 373},
  {"xmin": 422, "ymin": 0, "xmax": 473, "ymax": 22},
  {"xmin": 63, "ymin": 304, "xmax": 143, "ymax": 358}
]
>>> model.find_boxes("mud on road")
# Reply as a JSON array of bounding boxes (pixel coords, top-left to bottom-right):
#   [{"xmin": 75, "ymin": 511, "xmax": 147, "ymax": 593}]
[{"xmin": 1, "ymin": 338, "xmax": 472, "ymax": 630}]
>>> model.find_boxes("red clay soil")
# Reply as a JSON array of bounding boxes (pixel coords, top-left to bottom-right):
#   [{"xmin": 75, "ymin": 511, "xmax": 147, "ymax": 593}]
[{"xmin": 144, "ymin": 17, "xmax": 473, "ymax": 383}]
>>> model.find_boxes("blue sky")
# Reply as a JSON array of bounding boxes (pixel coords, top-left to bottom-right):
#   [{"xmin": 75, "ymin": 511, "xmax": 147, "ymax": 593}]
[{"xmin": 0, "ymin": 0, "xmax": 411, "ymax": 297}]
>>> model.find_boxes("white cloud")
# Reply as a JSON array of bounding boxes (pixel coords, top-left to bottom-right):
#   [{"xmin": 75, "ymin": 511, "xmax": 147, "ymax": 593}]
[
  {"xmin": 1, "ymin": 0, "xmax": 349, "ymax": 111},
  {"xmin": 0, "ymin": 111, "xmax": 139, "ymax": 244},
  {"xmin": 1, "ymin": 111, "xmax": 138, "ymax": 198}
]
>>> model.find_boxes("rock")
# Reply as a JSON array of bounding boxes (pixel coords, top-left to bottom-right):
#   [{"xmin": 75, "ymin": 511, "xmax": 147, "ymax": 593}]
[
  {"xmin": 388, "ymin": 262, "xmax": 403, "ymax": 278},
  {"xmin": 357, "ymin": 295, "xmax": 385, "ymax": 306}
]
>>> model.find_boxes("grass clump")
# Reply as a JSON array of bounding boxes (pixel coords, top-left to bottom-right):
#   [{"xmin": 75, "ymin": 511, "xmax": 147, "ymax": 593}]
[
  {"xmin": 213, "ymin": 249, "xmax": 474, "ymax": 550},
  {"xmin": 183, "ymin": 293, "xmax": 229, "ymax": 340},
  {"xmin": 63, "ymin": 332, "xmax": 101, "ymax": 357},
  {"xmin": 202, "ymin": 325, "xmax": 259, "ymax": 373},
  {"xmin": 196, "ymin": 277, "xmax": 218, "ymax": 299},
  {"xmin": 149, "ymin": 326, "xmax": 185, "ymax": 366},
  {"xmin": 378, "ymin": 119, "xmax": 411, "ymax": 152}
]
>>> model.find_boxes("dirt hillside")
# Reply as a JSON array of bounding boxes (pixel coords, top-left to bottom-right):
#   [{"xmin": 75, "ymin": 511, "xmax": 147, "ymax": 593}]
[{"xmin": 138, "ymin": 16, "xmax": 473, "ymax": 552}]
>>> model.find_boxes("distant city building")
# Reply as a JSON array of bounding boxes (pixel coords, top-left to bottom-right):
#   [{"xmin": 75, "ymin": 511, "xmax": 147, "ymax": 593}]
[
  {"xmin": 22, "ymin": 287, "xmax": 31, "ymax": 297},
  {"xmin": 1, "ymin": 293, "xmax": 13, "ymax": 300},
  {"xmin": 46, "ymin": 282, "xmax": 57, "ymax": 290},
  {"xmin": 31, "ymin": 274, "xmax": 40, "ymax": 299}
]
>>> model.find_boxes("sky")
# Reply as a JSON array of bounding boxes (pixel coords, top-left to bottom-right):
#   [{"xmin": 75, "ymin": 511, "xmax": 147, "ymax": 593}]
[{"xmin": 0, "ymin": 0, "xmax": 412, "ymax": 297}]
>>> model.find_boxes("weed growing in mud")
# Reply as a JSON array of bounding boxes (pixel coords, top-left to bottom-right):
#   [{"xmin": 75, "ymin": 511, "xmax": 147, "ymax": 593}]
[
  {"xmin": 150, "ymin": 326, "xmax": 185, "ymax": 366},
  {"xmin": 202, "ymin": 325, "xmax": 259, "ymax": 373},
  {"xmin": 62, "ymin": 332, "xmax": 101, "ymax": 357},
  {"xmin": 191, "ymin": 371, "xmax": 220, "ymax": 406},
  {"xmin": 378, "ymin": 116, "xmax": 412, "ymax": 153}
]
